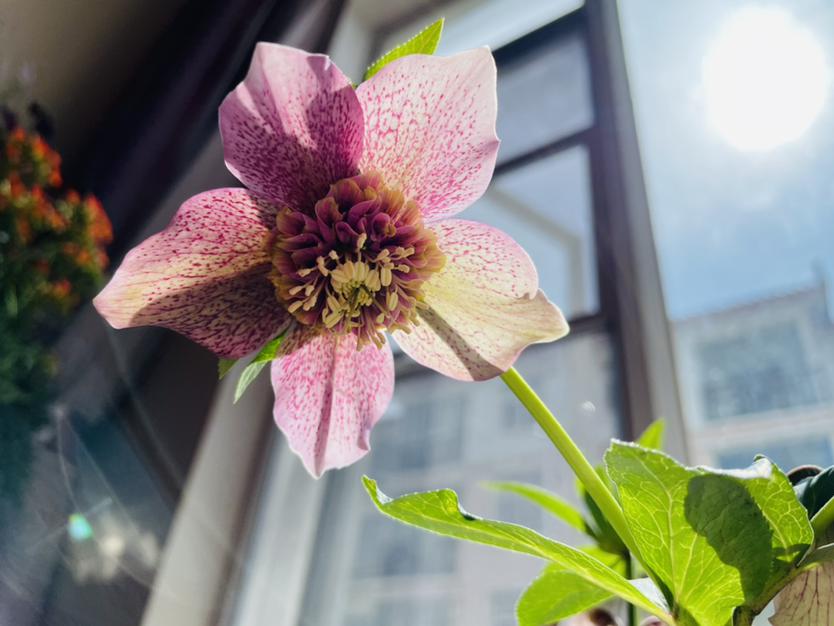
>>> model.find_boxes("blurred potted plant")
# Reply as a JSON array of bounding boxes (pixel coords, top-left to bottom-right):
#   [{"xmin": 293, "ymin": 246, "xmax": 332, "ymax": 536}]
[{"xmin": 0, "ymin": 103, "xmax": 112, "ymax": 505}]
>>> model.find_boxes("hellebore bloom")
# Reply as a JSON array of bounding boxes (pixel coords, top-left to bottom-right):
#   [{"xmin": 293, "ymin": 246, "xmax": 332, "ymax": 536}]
[{"xmin": 94, "ymin": 44, "xmax": 568, "ymax": 477}]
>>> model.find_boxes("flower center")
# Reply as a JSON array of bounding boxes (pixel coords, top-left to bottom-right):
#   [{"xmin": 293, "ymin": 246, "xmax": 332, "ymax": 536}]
[{"xmin": 270, "ymin": 172, "xmax": 445, "ymax": 348}]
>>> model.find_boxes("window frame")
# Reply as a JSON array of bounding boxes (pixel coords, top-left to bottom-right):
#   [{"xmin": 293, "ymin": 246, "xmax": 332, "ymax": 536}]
[{"xmin": 389, "ymin": 5, "xmax": 686, "ymax": 457}]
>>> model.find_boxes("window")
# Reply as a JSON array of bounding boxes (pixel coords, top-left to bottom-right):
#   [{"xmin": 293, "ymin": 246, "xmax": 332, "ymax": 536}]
[
  {"xmin": 697, "ymin": 322, "xmax": 818, "ymax": 421},
  {"xmin": 620, "ymin": 1, "xmax": 834, "ymax": 467},
  {"xmin": 223, "ymin": 6, "xmax": 660, "ymax": 623},
  {"xmin": 717, "ymin": 438, "xmax": 834, "ymax": 472}
]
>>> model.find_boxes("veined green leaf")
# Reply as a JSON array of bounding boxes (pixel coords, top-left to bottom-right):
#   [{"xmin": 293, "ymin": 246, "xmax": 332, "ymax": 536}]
[
  {"xmin": 725, "ymin": 459, "xmax": 813, "ymax": 597},
  {"xmin": 605, "ymin": 443, "xmax": 811, "ymax": 626},
  {"xmin": 233, "ymin": 333, "xmax": 286, "ymax": 403},
  {"xmin": 517, "ymin": 565, "xmax": 612, "ymax": 626},
  {"xmin": 218, "ymin": 358, "xmax": 237, "ymax": 379},
  {"xmin": 363, "ymin": 476, "xmax": 672, "ymax": 621},
  {"xmin": 486, "ymin": 481, "xmax": 590, "ymax": 536},
  {"xmin": 363, "ymin": 18, "xmax": 444, "ymax": 81},
  {"xmin": 635, "ymin": 419, "xmax": 665, "ymax": 450}
]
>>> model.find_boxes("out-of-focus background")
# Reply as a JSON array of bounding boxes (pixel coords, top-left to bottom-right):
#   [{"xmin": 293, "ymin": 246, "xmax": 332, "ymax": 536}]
[{"xmin": 1, "ymin": 1, "xmax": 833, "ymax": 625}]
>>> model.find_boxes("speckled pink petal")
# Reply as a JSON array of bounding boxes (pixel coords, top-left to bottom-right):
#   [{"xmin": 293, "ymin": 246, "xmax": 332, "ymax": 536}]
[
  {"xmin": 271, "ymin": 331, "xmax": 394, "ymax": 478},
  {"xmin": 394, "ymin": 219, "xmax": 568, "ymax": 381},
  {"xmin": 93, "ymin": 188, "xmax": 289, "ymax": 358},
  {"xmin": 356, "ymin": 48, "xmax": 499, "ymax": 222},
  {"xmin": 220, "ymin": 43, "xmax": 364, "ymax": 210}
]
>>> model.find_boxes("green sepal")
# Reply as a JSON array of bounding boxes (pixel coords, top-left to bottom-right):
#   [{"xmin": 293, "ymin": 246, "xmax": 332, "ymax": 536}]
[
  {"xmin": 363, "ymin": 18, "xmax": 444, "ymax": 82},
  {"xmin": 232, "ymin": 332, "xmax": 286, "ymax": 404}
]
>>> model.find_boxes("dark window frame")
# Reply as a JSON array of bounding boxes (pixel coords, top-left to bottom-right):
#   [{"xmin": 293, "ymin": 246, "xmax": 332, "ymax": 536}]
[{"xmin": 386, "ymin": 4, "xmax": 683, "ymax": 445}]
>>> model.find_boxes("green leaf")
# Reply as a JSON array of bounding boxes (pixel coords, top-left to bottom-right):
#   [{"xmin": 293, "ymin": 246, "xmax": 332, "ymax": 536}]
[
  {"xmin": 517, "ymin": 565, "xmax": 612, "ymax": 626},
  {"xmin": 363, "ymin": 18, "xmax": 444, "ymax": 81},
  {"xmin": 635, "ymin": 419, "xmax": 665, "ymax": 450},
  {"xmin": 577, "ymin": 467, "xmax": 627, "ymax": 556},
  {"xmin": 363, "ymin": 476, "xmax": 672, "ymax": 620},
  {"xmin": 793, "ymin": 466, "xmax": 834, "ymax": 518},
  {"xmin": 579, "ymin": 544, "xmax": 627, "ymax": 576},
  {"xmin": 218, "ymin": 358, "xmax": 237, "ymax": 379},
  {"xmin": 605, "ymin": 443, "xmax": 810, "ymax": 626},
  {"xmin": 733, "ymin": 459, "xmax": 813, "ymax": 597},
  {"xmin": 233, "ymin": 333, "xmax": 286, "ymax": 403},
  {"xmin": 793, "ymin": 466, "xmax": 834, "ymax": 539},
  {"xmin": 486, "ymin": 481, "xmax": 590, "ymax": 536}
]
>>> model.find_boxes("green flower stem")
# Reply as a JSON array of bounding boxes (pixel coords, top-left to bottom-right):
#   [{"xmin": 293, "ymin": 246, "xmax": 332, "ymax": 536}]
[
  {"xmin": 500, "ymin": 367, "xmax": 644, "ymax": 568},
  {"xmin": 734, "ymin": 607, "xmax": 755, "ymax": 626},
  {"xmin": 625, "ymin": 554, "xmax": 637, "ymax": 626},
  {"xmin": 811, "ymin": 496, "xmax": 834, "ymax": 538}
]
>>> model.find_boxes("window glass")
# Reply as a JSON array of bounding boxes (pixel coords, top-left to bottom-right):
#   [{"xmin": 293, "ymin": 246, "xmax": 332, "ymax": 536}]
[
  {"xmin": 717, "ymin": 438, "xmax": 834, "ymax": 472},
  {"xmin": 619, "ymin": 1, "xmax": 834, "ymax": 467},
  {"xmin": 229, "ymin": 7, "xmax": 620, "ymax": 626},
  {"xmin": 295, "ymin": 331, "xmax": 622, "ymax": 626},
  {"xmin": 496, "ymin": 31, "xmax": 593, "ymax": 162},
  {"xmin": 472, "ymin": 147, "xmax": 598, "ymax": 318}
]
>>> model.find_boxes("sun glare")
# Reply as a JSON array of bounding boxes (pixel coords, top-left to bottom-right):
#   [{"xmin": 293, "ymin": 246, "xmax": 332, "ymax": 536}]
[{"xmin": 702, "ymin": 6, "xmax": 829, "ymax": 152}]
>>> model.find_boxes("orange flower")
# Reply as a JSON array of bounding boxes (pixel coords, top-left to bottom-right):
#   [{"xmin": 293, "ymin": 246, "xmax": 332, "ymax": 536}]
[
  {"xmin": 84, "ymin": 194, "xmax": 112, "ymax": 244},
  {"xmin": 49, "ymin": 170, "xmax": 63, "ymax": 187},
  {"xmin": 16, "ymin": 215, "xmax": 33, "ymax": 243},
  {"xmin": 8, "ymin": 173, "xmax": 25, "ymax": 198},
  {"xmin": 31, "ymin": 136, "xmax": 47, "ymax": 159},
  {"xmin": 53, "ymin": 280, "xmax": 72, "ymax": 297},
  {"xmin": 95, "ymin": 249, "xmax": 109, "ymax": 269}
]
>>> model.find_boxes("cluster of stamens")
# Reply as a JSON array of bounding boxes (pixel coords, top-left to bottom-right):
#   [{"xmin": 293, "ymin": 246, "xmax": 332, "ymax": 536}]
[{"xmin": 270, "ymin": 172, "xmax": 445, "ymax": 348}]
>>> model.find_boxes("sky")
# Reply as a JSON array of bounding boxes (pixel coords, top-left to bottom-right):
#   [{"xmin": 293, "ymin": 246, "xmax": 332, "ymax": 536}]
[{"xmin": 619, "ymin": 0, "xmax": 834, "ymax": 319}]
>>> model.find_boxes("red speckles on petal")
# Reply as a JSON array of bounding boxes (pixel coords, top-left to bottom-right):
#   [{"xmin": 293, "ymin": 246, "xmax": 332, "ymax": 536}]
[
  {"xmin": 393, "ymin": 219, "xmax": 568, "ymax": 380},
  {"xmin": 220, "ymin": 43, "xmax": 364, "ymax": 211},
  {"xmin": 93, "ymin": 188, "xmax": 289, "ymax": 358},
  {"xmin": 271, "ymin": 331, "xmax": 394, "ymax": 477},
  {"xmin": 357, "ymin": 48, "xmax": 500, "ymax": 222}
]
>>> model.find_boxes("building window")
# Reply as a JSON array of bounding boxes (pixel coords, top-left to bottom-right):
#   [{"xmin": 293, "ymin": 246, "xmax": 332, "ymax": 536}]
[{"xmin": 698, "ymin": 322, "xmax": 818, "ymax": 420}]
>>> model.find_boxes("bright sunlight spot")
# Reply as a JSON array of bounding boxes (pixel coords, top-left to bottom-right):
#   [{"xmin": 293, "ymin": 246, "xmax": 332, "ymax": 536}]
[{"xmin": 703, "ymin": 6, "xmax": 829, "ymax": 152}]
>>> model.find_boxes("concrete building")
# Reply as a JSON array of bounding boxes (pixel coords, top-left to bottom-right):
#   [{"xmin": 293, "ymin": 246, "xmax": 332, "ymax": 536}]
[{"xmin": 674, "ymin": 279, "xmax": 834, "ymax": 470}]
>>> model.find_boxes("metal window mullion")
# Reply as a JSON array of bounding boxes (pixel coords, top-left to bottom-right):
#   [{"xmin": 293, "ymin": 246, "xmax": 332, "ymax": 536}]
[{"xmin": 582, "ymin": 0, "xmax": 688, "ymax": 458}]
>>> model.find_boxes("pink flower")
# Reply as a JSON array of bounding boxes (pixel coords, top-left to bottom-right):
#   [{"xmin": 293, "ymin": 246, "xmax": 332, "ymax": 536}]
[{"xmin": 93, "ymin": 44, "xmax": 568, "ymax": 477}]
